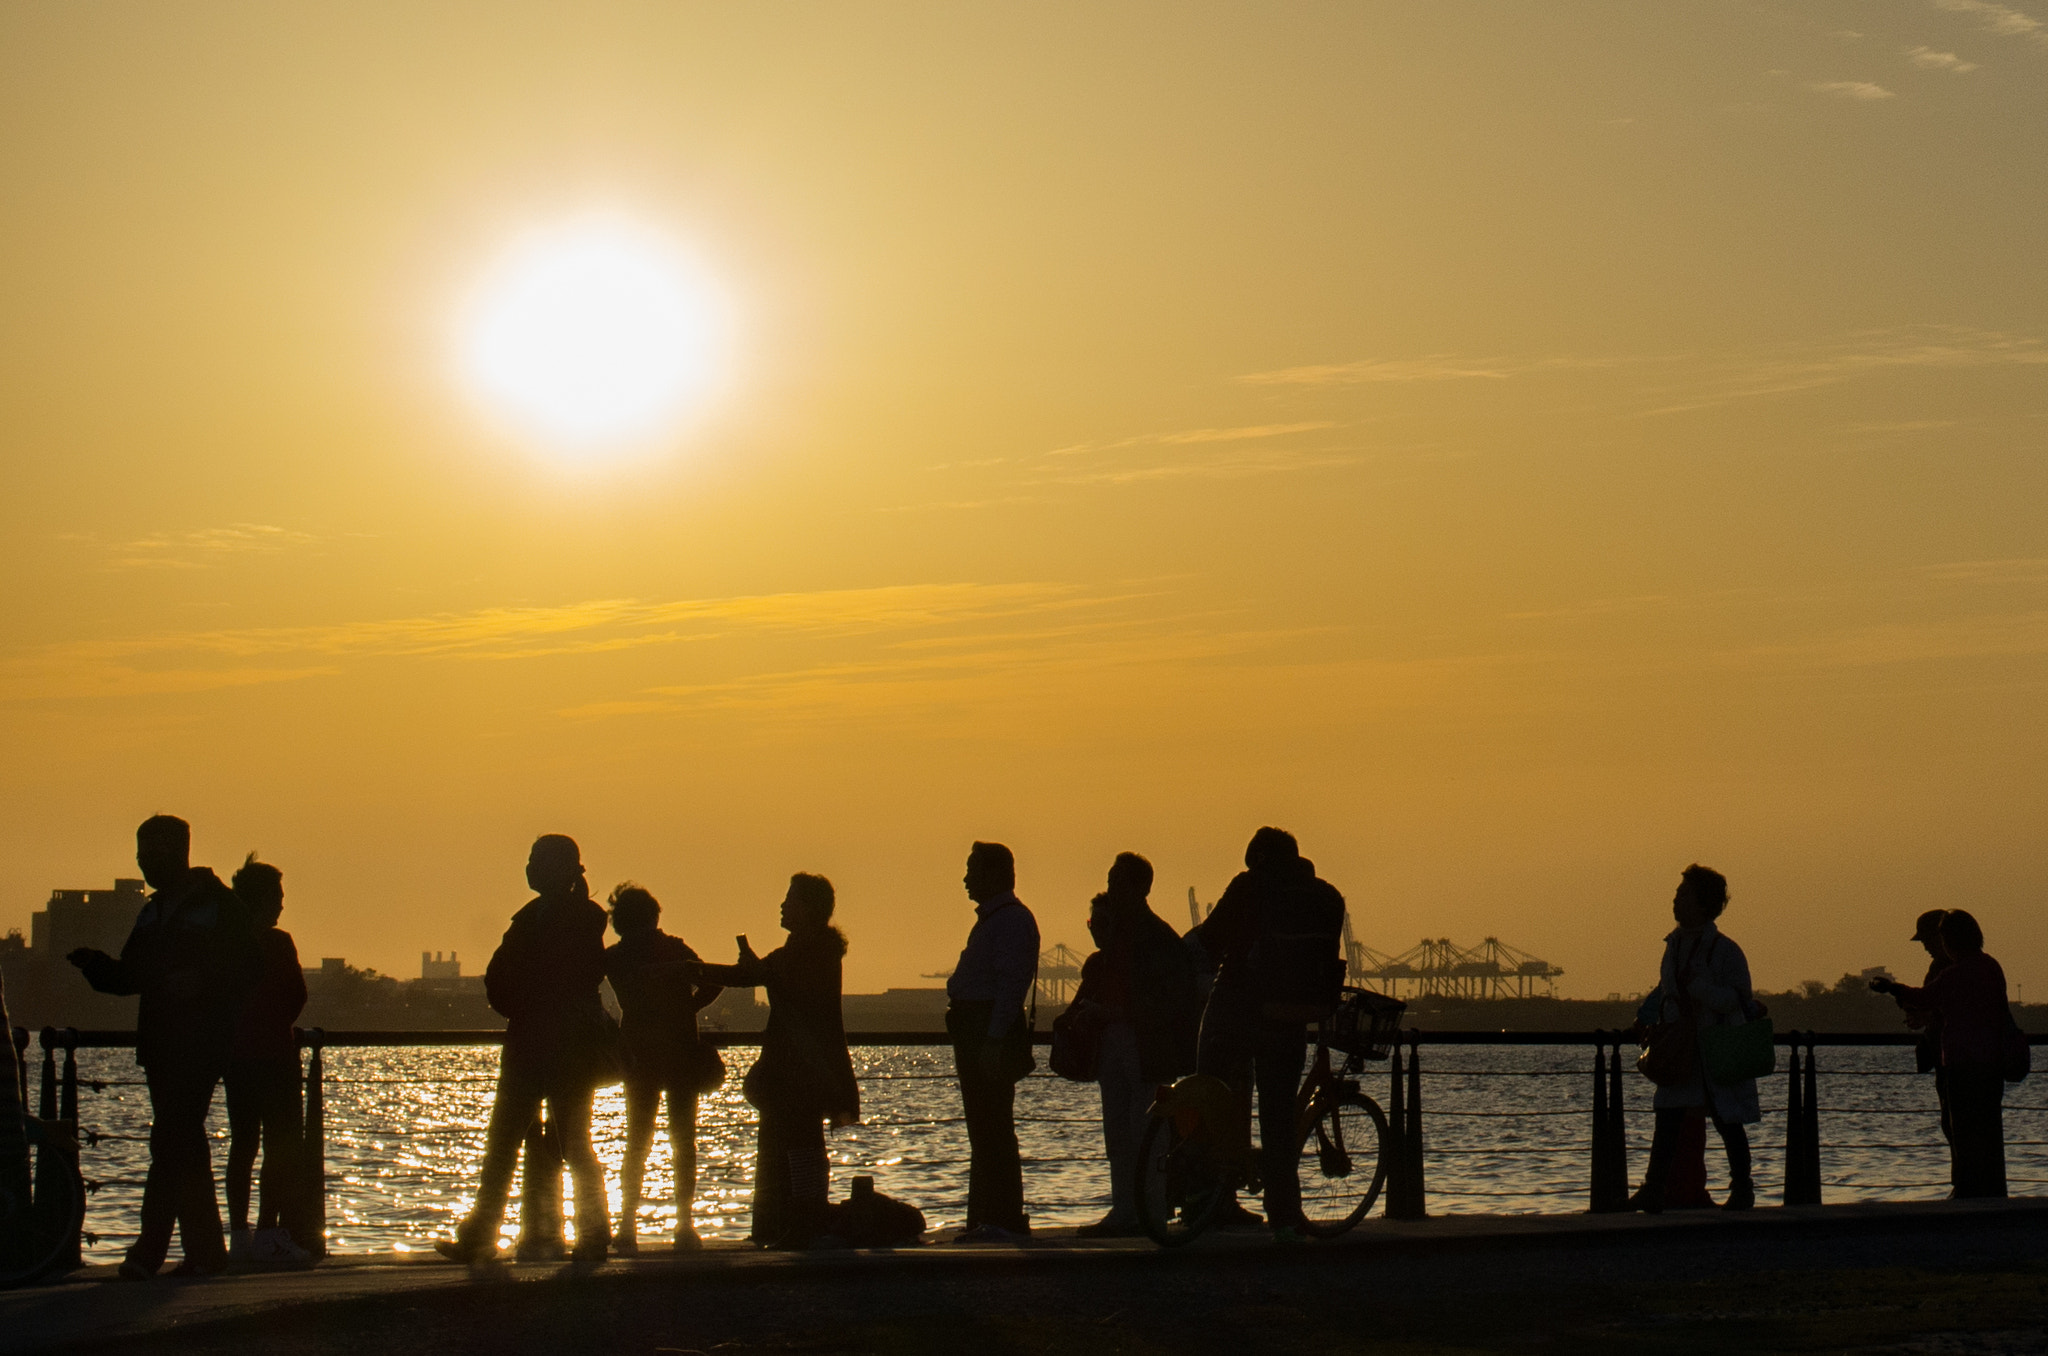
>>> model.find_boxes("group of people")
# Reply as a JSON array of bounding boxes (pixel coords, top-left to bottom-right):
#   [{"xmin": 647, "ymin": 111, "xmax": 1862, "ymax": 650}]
[{"xmin": 16, "ymin": 815, "xmax": 2026, "ymax": 1278}]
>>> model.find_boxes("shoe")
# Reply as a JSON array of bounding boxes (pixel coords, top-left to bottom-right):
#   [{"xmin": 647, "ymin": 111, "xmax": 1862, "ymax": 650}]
[
  {"xmin": 168, "ymin": 1254, "xmax": 228, "ymax": 1278},
  {"xmin": 1628, "ymin": 1186, "xmax": 1664, "ymax": 1215},
  {"xmin": 116, "ymin": 1258, "xmax": 156, "ymax": 1282},
  {"xmin": 1074, "ymin": 1214, "xmax": 1142, "ymax": 1239},
  {"xmin": 251, "ymin": 1228, "xmax": 314, "ymax": 1266},
  {"xmin": 614, "ymin": 1232, "xmax": 639, "ymax": 1258},
  {"xmin": 950, "ymin": 1224, "xmax": 1027, "ymax": 1245},
  {"xmin": 1722, "ymin": 1181, "xmax": 1755, "ymax": 1212},
  {"xmin": 433, "ymin": 1236, "xmax": 500, "ymax": 1264},
  {"xmin": 570, "ymin": 1240, "xmax": 608, "ymax": 1266},
  {"xmin": 673, "ymin": 1226, "xmax": 703, "ymax": 1252},
  {"xmin": 1271, "ymin": 1226, "xmax": 1306, "ymax": 1246},
  {"xmin": 228, "ymin": 1228, "xmax": 254, "ymax": 1262}
]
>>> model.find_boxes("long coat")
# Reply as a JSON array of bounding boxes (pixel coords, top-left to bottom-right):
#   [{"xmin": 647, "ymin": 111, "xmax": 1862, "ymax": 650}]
[{"xmin": 1637, "ymin": 922, "xmax": 1762, "ymax": 1124}]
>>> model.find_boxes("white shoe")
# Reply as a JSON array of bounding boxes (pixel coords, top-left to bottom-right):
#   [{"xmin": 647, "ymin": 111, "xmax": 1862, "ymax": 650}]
[
  {"xmin": 228, "ymin": 1228, "xmax": 254, "ymax": 1262},
  {"xmin": 251, "ymin": 1228, "xmax": 313, "ymax": 1266}
]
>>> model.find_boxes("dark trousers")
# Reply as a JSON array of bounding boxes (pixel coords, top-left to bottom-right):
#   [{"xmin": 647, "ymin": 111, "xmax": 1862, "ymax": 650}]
[
  {"xmin": 223, "ymin": 1057, "xmax": 304, "ymax": 1236},
  {"xmin": 133, "ymin": 1064, "xmax": 227, "ymax": 1272},
  {"xmin": 1197, "ymin": 999, "xmax": 1309, "ymax": 1229},
  {"xmin": 1934, "ymin": 1066, "xmax": 1953, "ymax": 1144},
  {"xmin": 751, "ymin": 1104, "xmax": 828, "ymax": 1245},
  {"xmin": 1644, "ymin": 1106, "xmax": 1751, "ymax": 1202},
  {"xmin": 1947, "ymin": 1064, "xmax": 2006, "ymax": 1198},
  {"xmin": 952, "ymin": 1040, "xmax": 1027, "ymax": 1232},
  {"xmin": 459, "ymin": 1054, "xmax": 608, "ymax": 1249}
]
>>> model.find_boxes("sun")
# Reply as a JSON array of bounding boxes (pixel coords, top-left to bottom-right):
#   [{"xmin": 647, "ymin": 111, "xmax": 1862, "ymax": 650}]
[{"xmin": 457, "ymin": 217, "xmax": 728, "ymax": 459}]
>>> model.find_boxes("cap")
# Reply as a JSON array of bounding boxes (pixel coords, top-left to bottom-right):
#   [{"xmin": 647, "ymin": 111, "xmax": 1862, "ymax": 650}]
[{"xmin": 1910, "ymin": 909, "xmax": 1947, "ymax": 943}]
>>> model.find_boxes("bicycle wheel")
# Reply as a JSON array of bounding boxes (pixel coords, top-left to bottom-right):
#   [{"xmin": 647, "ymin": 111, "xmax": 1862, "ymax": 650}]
[
  {"xmin": 1295, "ymin": 1093, "xmax": 1389, "ymax": 1238},
  {"xmin": 1134, "ymin": 1107, "xmax": 1231, "ymax": 1248},
  {"xmin": 0, "ymin": 1131, "xmax": 85, "ymax": 1288}
]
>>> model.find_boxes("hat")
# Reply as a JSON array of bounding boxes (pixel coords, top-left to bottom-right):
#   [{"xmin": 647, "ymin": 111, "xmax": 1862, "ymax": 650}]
[{"xmin": 1910, "ymin": 909, "xmax": 1947, "ymax": 943}]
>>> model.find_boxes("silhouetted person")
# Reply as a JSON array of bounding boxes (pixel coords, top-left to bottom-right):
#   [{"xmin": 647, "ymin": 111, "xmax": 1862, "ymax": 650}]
[
  {"xmin": 697, "ymin": 873, "xmax": 859, "ymax": 1248},
  {"xmin": 1074, "ymin": 852, "xmax": 1200, "ymax": 1238},
  {"xmin": 438, "ymin": 835, "xmax": 612, "ymax": 1263},
  {"xmin": 945, "ymin": 841, "xmax": 1039, "ymax": 1242},
  {"xmin": 223, "ymin": 855, "xmax": 311, "ymax": 1265},
  {"xmin": 0, "ymin": 969, "xmax": 27, "ymax": 1221},
  {"xmin": 1873, "ymin": 909, "xmax": 2012, "ymax": 1198},
  {"xmin": 69, "ymin": 815, "xmax": 259, "ymax": 1279},
  {"xmin": 603, "ymin": 882, "xmax": 721, "ymax": 1253},
  {"xmin": 1892, "ymin": 910, "xmax": 1954, "ymax": 1145},
  {"xmin": 1632, "ymin": 865, "xmax": 1764, "ymax": 1213},
  {"xmin": 1191, "ymin": 827, "xmax": 1346, "ymax": 1242}
]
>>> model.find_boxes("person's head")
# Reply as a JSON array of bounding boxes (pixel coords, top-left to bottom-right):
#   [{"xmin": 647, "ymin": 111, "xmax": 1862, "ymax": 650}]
[
  {"xmin": 1937, "ymin": 909, "xmax": 1984, "ymax": 959},
  {"xmin": 963, "ymin": 841, "xmax": 1015, "ymax": 903},
  {"xmin": 1106, "ymin": 852, "xmax": 1153, "ymax": 900},
  {"xmin": 1244, "ymin": 827, "xmax": 1299, "ymax": 873},
  {"xmin": 135, "ymin": 815, "xmax": 192, "ymax": 890},
  {"xmin": 1911, "ymin": 909, "xmax": 1949, "ymax": 959},
  {"xmin": 526, "ymin": 834, "xmax": 587, "ymax": 899},
  {"xmin": 232, "ymin": 854, "xmax": 284, "ymax": 927},
  {"xmin": 780, "ymin": 872, "xmax": 836, "ymax": 932},
  {"xmin": 608, "ymin": 883, "xmax": 660, "ymax": 936},
  {"xmin": 1672, "ymin": 864, "xmax": 1729, "ymax": 928}
]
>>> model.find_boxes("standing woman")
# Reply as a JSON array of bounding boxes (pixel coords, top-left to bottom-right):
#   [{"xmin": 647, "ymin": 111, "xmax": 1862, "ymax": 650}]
[
  {"xmin": 1873, "ymin": 909, "xmax": 2015, "ymax": 1198},
  {"xmin": 696, "ymin": 873, "xmax": 859, "ymax": 1248},
  {"xmin": 603, "ymin": 883, "xmax": 722, "ymax": 1252},
  {"xmin": 1633, "ymin": 864, "xmax": 1764, "ymax": 1212}
]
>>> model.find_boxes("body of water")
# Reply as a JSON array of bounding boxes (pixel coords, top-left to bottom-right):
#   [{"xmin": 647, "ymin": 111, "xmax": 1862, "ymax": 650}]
[{"xmin": 59, "ymin": 1043, "xmax": 2046, "ymax": 1256}]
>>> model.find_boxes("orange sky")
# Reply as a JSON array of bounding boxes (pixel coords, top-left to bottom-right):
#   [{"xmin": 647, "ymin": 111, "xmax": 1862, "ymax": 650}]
[{"xmin": 3, "ymin": 2, "xmax": 2045, "ymax": 1001}]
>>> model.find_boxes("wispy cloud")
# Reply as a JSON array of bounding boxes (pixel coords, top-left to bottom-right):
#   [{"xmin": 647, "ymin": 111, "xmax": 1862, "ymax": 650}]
[
  {"xmin": 0, "ymin": 583, "xmax": 1114, "ymax": 701},
  {"xmin": 1933, "ymin": 0, "xmax": 2048, "ymax": 49},
  {"xmin": 1810, "ymin": 80, "xmax": 1896, "ymax": 99},
  {"xmin": 107, "ymin": 524, "xmax": 318, "ymax": 571},
  {"xmin": 1906, "ymin": 45, "xmax": 1981, "ymax": 70},
  {"xmin": 1239, "ymin": 356, "xmax": 1519, "ymax": 387},
  {"xmin": 1637, "ymin": 326, "xmax": 2048, "ymax": 415}
]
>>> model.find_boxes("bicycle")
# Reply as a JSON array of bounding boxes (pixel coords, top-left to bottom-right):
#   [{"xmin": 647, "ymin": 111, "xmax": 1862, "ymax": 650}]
[
  {"xmin": 1, "ymin": 1116, "xmax": 86, "ymax": 1288},
  {"xmin": 1134, "ymin": 986, "xmax": 1405, "ymax": 1247}
]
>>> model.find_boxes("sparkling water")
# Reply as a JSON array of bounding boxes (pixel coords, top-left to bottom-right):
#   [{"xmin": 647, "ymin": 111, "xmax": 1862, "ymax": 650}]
[{"xmin": 58, "ymin": 1043, "xmax": 2045, "ymax": 1256}]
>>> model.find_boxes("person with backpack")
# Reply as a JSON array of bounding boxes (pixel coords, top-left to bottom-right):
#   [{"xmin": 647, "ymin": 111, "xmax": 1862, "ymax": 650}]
[
  {"xmin": 1189, "ymin": 827, "xmax": 1346, "ymax": 1244},
  {"xmin": 1631, "ymin": 864, "xmax": 1764, "ymax": 1213},
  {"xmin": 1071, "ymin": 852, "xmax": 1201, "ymax": 1238},
  {"xmin": 223, "ymin": 855, "xmax": 312, "ymax": 1266},
  {"xmin": 70, "ymin": 815, "xmax": 260, "ymax": 1279},
  {"xmin": 695, "ymin": 873, "xmax": 860, "ymax": 1249},
  {"xmin": 437, "ymin": 834, "xmax": 614, "ymax": 1264},
  {"xmin": 1872, "ymin": 909, "xmax": 2023, "ymax": 1198},
  {"xmin": 602, "ymin": 882, "xmax": 722, "ymax": 1253}
]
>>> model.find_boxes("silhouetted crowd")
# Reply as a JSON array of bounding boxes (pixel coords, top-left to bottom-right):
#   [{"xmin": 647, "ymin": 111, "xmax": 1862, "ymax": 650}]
[{"xmin": 6, "ymin": 814, "xmax": 2023, "ymax": 1277}]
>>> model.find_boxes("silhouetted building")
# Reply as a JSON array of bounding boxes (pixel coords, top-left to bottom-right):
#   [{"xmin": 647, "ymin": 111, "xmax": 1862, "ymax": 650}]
[
  {"xmin": 421, "ymin": 951, "xmax": 462, "ymax": 982},
  {"xmin": 30, "ymin": 879, "xmax": 147, "ymax": 958}
]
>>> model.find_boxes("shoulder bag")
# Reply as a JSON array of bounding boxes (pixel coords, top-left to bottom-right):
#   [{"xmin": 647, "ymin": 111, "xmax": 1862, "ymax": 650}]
[{"xmin": 1637, "ymin": 936, "xmax": 1701, "ymax": 1089}]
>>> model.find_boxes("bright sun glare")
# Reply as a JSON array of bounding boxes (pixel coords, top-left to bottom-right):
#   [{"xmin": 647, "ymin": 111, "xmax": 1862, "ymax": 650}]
[{"xmin": 458, "ymin": 217, "xmax": 727, "ymax": 459}]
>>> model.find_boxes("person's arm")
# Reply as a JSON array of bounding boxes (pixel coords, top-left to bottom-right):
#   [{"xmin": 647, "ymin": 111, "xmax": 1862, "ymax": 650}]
[
  {"xmin": 1688, "ymin": 937, "xmax": 1749, "ymax": 1016},
  {"xmin": 985, "ymin": 910, "xmax": 1038, "ymax": 1039},
  {"xmin": 71, "ymin": 909, "xmax": 154, "ymax": 996},
  {"xmin": 1190, "ymin": 876, "xmax": 1256, "ymax": 962},
  {"xmin": 279, "ymin": 933, "xmax": 308, "ymax": 1025},
  {"xmin": 696, "ymin": 936, "xmax": 776, "ymax": 989}
]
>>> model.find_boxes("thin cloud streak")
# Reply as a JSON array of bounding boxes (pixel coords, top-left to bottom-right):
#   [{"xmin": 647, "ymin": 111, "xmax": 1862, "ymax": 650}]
[
  {"xmin": 1809, "ymin": 80, "xmax": 1896, "ymax": 99},
  {"xmin": 1932, "ymin": 0, "xmax": 2048, "ymax": 50}
]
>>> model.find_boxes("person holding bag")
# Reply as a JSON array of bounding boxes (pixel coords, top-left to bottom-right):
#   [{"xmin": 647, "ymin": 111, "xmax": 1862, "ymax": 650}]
[
  {"xmin": 1631, "ymin": 864, "xmax": 1765, "ymax": 1213},
  {"xmin": 695, "ymin": 873, "xmax": 860, "ymax": 1249},
  {"xmin": 602, "ymin": 883, "xmax": 723, "ymax": 1253}
]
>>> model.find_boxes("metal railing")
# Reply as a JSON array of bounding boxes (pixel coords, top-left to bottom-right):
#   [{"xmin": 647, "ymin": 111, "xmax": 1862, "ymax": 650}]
[{"xmin": 13, "ymin": 1025, "xmax": 2046, "ymax": 1258}]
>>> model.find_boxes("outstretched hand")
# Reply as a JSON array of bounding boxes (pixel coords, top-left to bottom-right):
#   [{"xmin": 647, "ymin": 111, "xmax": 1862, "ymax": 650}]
[
  {"xmin": 735, "ymin": 934, "xmax": 759, "ymax": 963},
  {"xmin": 1868, "ymin": 976, "xmax": 1896, "ymax": 995},
  {"xmin": 66, "ymin": 947, "xmax": 108, "ymax": 971}
]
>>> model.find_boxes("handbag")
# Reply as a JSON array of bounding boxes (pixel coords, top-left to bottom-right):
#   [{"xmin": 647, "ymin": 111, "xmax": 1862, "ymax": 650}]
[
  {"xmin": 689, "ymin": 1039, "xmax": 728, "ymax": 1096},
  {"xmin": 1701, "ymin": 1016, "xmax": 1776, "ymax": 1085},
  {"xmin": 1050, "ymin": 999, "xmax": 1107, "ymax": 1082},
  {"xmin": 1637, "ymin": 935, "xmax": 1704, "ymax": 1089}
]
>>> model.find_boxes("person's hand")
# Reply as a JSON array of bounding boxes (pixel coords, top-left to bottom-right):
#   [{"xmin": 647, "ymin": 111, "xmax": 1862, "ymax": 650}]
[
  {"xmin": 66, "ymin": 947, "xmax": 107, "ymax": 971},
  {"xmin": 735, "ymin": 934, "xmax": 758, "ymax": 962},
  {"xmin": 1868, "ymin": 976, "xmax": 1895, "ymax": 995}
]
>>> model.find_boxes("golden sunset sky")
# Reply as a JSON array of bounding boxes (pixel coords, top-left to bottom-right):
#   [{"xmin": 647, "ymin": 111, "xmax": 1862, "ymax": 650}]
[{"xmin": 3, "ymin": 2, "xmax": 2045, "ymax": 1000}]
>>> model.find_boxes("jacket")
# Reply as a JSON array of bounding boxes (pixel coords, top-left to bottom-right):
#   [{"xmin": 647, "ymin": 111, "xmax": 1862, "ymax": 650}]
[
  {"xmin": 1194, "ymin": 857, "xmax": 1346, "ymax": 1018},
  {"xmin": 1636, "ymin": 924, "xmax": 1762, "ymax": 1124},
  {"xmin": 485, "ymin": 892, "xmax": 610, "ymax": 1080},
  {"xmin": 604, "ymin": 928, "xmax": 720, "ymax": 1081},
  {"xmin": 1075, "ymin": 893, "xmax": 1201, "ymax": 1083},
  {"xmin": 701, "ymin": 926, "xmax": 859, "ymax": 1122},
  {"xmin": 229, "ymin": 928, "xmax": 308, "ymax": 1065},
  {"xmin": 1893, "ymin": 951, "xmax": 2011, "ymax": 1069},
  {"xmin": 80, "ymin": 867, "xmax": 259, "ymax": 1071}
]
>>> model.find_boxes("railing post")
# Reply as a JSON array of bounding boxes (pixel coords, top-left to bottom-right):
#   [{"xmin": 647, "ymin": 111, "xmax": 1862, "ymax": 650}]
[
  {"xmin": 1800, "ymin": 1037, "xmax": 1823, "ymax": 1205},
  {"xmin": 1590, "ymin": 1033, "xmax": 1630, "ymax": 1212},
  {"xmin": 59, "ymin": 1030, "xmax": 78, "ymax": 1124},
  {"xmin": 37, "ymin": 1027, "xmax": 57, "ymax": 1120},
  {"xmin": 302, "ymin": 1028, "xmax": 328, "ymax": 1259},
  {"xmin": 1608, "ymin": 1039, "xmax": 1628, "ymax": 1202},
  {"xmin": 1403, "ymin": 1034, "xmax": 1427, "ymax": 1217},
  {"xmin": 1385, "ymin": 1036, "xmax": 1411, "ymax": 1218},
  {"xmin": 11, "ymin": 1028, "xmax": 29, "ymax": 1111},
  {"xmin": 1589, "ymin": 1034, "xmax": 1612, "ymax": 1211}
]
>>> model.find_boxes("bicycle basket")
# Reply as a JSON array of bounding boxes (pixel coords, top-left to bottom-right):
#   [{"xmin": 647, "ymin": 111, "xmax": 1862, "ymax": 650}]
[{"xmin": 1328, "ymin": 987, "xmax": 1406, "ymax": 1060}]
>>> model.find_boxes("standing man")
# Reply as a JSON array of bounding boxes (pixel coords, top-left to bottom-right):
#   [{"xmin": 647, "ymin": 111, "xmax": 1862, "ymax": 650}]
[
  {"xmin": 70, "ymin": 815, "xmax": 259, "ymax": 1279},
  {"xmin": 945, "ymin": 841, "xmax": 1039, "ymax": 1243},
  {"xmin": 1191, "ymin": 827, "xmax": 1346, "ymax": 1244},
  {"xmin": 437, "ymin": 835, "xmax": 614, "ymax": 1264},
  {"xmin": 1897, "ymin": 910, "xmax": 1953, "ymax": 1144}
]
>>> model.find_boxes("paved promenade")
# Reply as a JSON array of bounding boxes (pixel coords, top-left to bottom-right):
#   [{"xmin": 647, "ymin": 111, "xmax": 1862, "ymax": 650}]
[{"xmin": 5, "ymin": 1197, "xmax": 2047, "ymax": 1354}]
